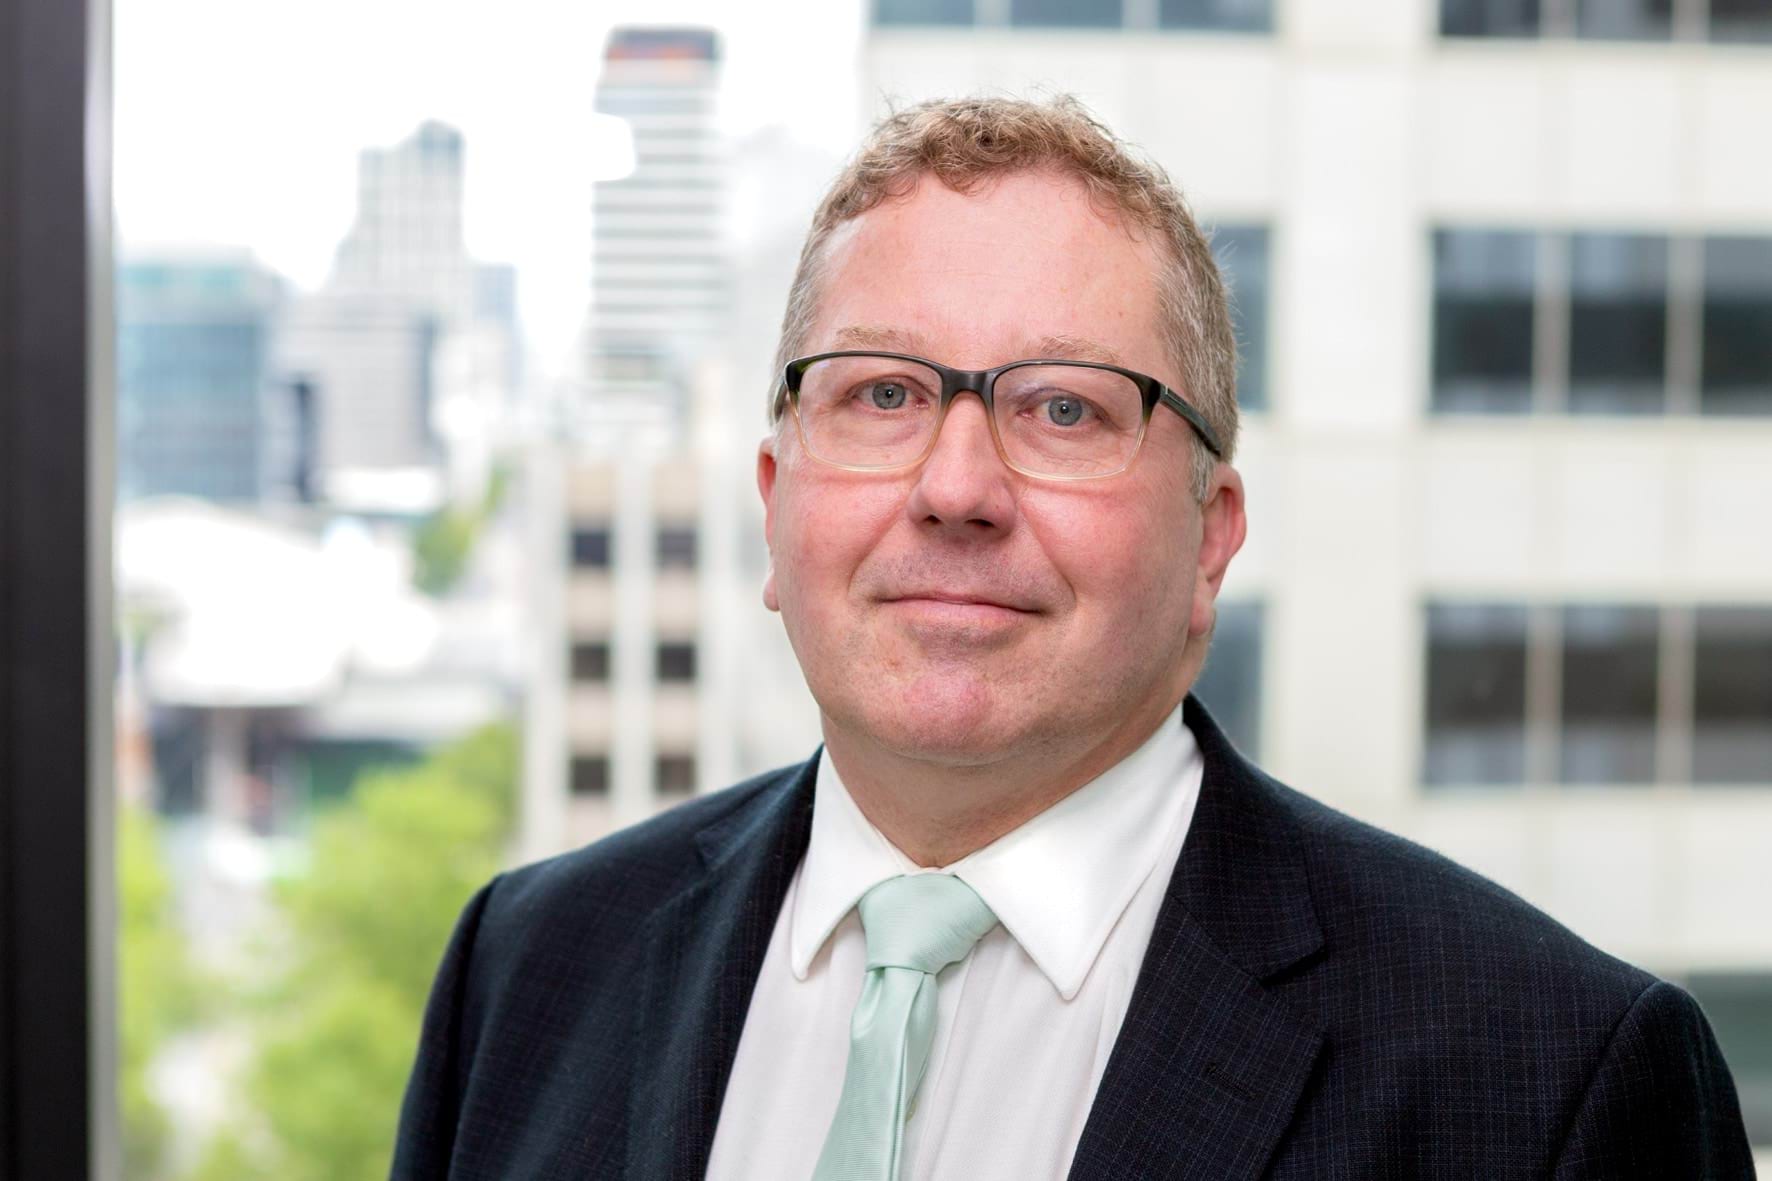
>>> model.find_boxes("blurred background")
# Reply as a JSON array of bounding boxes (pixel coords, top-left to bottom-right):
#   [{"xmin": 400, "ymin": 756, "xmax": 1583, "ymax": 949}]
[{"xmin": 109, "ymin": 0, "xmax": 1772, "ymax": 1175}]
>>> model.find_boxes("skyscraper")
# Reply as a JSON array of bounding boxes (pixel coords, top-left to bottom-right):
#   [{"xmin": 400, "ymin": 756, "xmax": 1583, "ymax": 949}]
[
  {"xmin": 584, "ymin": 26, "xmax": 728, "ymax": 423},
  {"xmin": 117, "ymin": 248, "xmax": 285, "ymax": 503}
]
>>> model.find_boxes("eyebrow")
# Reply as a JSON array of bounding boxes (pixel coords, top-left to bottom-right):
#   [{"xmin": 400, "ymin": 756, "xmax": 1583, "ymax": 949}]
[{"xmin": 828, "ymin": 326, "xmax": 1127, "ymax": 368}]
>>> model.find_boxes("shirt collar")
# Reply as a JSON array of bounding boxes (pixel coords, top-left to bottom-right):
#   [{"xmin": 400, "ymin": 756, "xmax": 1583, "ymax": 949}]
[{"xmin": 789, "ymin": 703, "xmax": 1202, "ymax": 1001}]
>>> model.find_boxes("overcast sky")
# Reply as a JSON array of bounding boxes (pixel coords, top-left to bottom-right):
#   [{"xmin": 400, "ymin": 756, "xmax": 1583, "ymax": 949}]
[{"xmin": 113, "ymin": 0, "xmax": 864, "ymax": 373}]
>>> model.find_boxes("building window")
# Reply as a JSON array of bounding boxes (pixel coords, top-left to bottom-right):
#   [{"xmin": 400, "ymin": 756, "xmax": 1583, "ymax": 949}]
[
  {"xmin": 571, "ymin": 641, "xmax": 611, "ymax": 683},
  {"xmin": 1010, "ymin": 0, "xmax": 1123, "ymax": 26},
  {"xmin": 1441, "ymin": 0, "xmax": 1542, "ymax": 36},
  {"xmin": 1432, "ymin": 229, "xmax": 1772, "ymax": 417},
  {"xmin": 1710, "ymin": 0, "xmax": 1772, "ymax": 41},
  {"xmin": 1693, "ymin": 608, "xmax": 1772, "ymax": 784},
  {"xmin": 657, "ymin": 754, "xmax": 697, "ymax": 794},
  {"xmin": 1426, "ymin": 602, "xmax": 1772, "ymax": 788},
  {"xmin": 571, "ymin": 755, "xmax": 610, "ymax": 795},
  {"xmin": 1432, "ymin": 229, "xmax": 1537, "ymax": 413},
  {"xmin": 1701, "ymin": 237, "xmax": 1772, "ymax": 415},
  {"xmin": 1559, "ymin": 605, "xmax": 1659, "ymax": 785},
  {"xmin": 1424, "ymin": 603, "xmax": 1529, "ymax": 786},
  {"xmin": 1159, "ymin": 0, "xmax": 1272, "ymax": 29},
  {"xmin": 1193, "ymin": 600, "xmax": 1264, "ymax": 758},
  {"xmin": 1684, "ymin": 973, "xmax": 1772, "ymax": 1148},
  {"xmin": 1575, "ymin": 0, "xmax": 1674, "ymax": 40},
  {"xmin": 571, "ymin": 525, "xmax": 611, "ymax": 568},
  {"xmin": 1569, "ymin": 233, "xmax": 1667, "ymax": 415},
  {"xmin": 657, "ymin": 641, "xmax": 697, "ymax": 683},
  {"xmin": 875, "ymin": 0, "xmax": 975, "ymax": 23},
  {"xmin": 1211, "ymin": 225, "xmax": 1271, "ymax": 412},
  {"xmin": 1443, "ymin": 0, "xmax": 1772, "ymax": 40},
  {"xmin": 657, "ymin": 524, "xmax": 697, "ymax": 571}
]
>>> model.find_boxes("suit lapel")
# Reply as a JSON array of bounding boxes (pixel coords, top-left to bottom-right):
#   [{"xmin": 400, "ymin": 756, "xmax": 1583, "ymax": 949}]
[
  {"xmin": 1068, "ymin": 697, "xmax": 1327, "ymax": 1180},
  {"xmin": 625, "ymin": 758, "xmax": 818, "ymax": 1181}
]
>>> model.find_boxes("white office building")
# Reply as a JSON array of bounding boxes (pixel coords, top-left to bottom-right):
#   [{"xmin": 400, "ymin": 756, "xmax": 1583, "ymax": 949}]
[{"xmin": 858, "ymin": 0, "xmax": 1772, "ymax": 1157}]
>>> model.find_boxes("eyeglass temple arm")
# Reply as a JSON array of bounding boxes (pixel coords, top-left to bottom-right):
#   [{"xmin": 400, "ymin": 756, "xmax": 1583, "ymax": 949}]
[{"xmin": 1158, "ymin": 388, "xmax": 1224, "ymax": 459}]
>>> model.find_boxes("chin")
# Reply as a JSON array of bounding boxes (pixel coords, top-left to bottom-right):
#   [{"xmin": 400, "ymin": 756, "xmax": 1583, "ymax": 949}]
[{"xmin": 833, "ymin": 673, "xmax": 1035, "ymax": 767}]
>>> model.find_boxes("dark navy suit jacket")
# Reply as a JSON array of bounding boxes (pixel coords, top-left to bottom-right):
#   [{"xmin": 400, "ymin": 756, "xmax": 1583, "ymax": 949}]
[{"xmin": 391, "ymin": 696, "xmax": 1753, "ymax": 1179}]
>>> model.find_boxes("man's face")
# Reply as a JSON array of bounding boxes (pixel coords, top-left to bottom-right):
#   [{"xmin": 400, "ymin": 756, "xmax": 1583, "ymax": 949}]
[{"xmin": 758, "ymin": 169, "xmax": 1244, "ymax": 772}]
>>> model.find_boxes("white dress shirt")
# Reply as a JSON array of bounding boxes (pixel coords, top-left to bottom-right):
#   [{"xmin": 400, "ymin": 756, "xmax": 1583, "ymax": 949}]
[{"xmin": 705, "ymin": 705, "xmax": 1204, "ymax": 1181}]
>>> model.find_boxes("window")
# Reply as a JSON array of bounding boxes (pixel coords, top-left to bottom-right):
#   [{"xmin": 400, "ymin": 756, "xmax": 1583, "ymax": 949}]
[
  {"xmin": 1424, "ymin": 604, "xmax": 1529, "ymax": 786},
  {"xmin": 875, "ymin": 0, "xmax": 975, "ymax": 23},
  {"xmin": 657, "ymin": 524, "xmax": 698, "ymax": 570},
  {"xmin": 1710, "ymin": 0, "xmax": 1772, "ymax": 41},
  {"xmin": 1569, "ymin": 234, "xmax": 1667, "ymax": 414},
  {"xmin": 1575, "ymin": 0, "xmax": 1674, "ymax": 40},
  {"xmin": 1701, "ymin": 237, "xmax": 1772, "ymax": 415},
  {"xmin": 1159, "ymin": 0, "xmax": 1273, "ymax": 29},
  {"xmin": 571, "ymin": 755, "xmax": 610, "ymax": 795},
  {"xmin": 571, "ymin": 525, "xmax": 611, "ymax": 568},
  {"xmin": 571, "ymin": 641, "xmax": 611, "ymax": 683},
  {"xmin": 1193, "ymin": 600, "xmax": 1264, "ymax": 757},
  {"xmin": 1432, "ymin": 229, "xmax": 1536, "ymax": 413},
  {"xmin": 1693, "ymin": 608, "xmax": 1772, "ymax": 784},
  {"xmin": 1685, "ymin": 973, "xmax": 1772, "ymax": 1147},
  {"xmin": 657, "ymin": 754, "xmax": 697, "ymax": 794},
  {"xmin": 1443, "ymin": 0, "xmax": 1772, "ymax": 39},
  {"xmin": 1011, "ymin": 0, "xmax": 1123, "ymax": 26},
  {"xmin": 1559, "ymin": 605, "xmax": 1659, "ymax": 784},
  {"xmin": 1441, "ymin": 0, "xmax": 1542, "ymax": 36},
  {"xmin": 1426, "ymin": 602, "xmax": 1772, "ymax": 788},
  {"xmin": 657, "ymin": 641, "xmax": 697, "ymax": 683},
  {"xmin": 1211, "ymin": 225, "xmax": 1271, "ymax": 413},
  {"xmin": 1432, "ymin": 229, "xmax": 1772, "ymax": 417}
]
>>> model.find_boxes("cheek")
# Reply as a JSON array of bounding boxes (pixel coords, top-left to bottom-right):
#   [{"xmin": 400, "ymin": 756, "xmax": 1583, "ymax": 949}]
[{"xmin": 772, "ymin": 473, "xmax": 901, "ymax": 618}]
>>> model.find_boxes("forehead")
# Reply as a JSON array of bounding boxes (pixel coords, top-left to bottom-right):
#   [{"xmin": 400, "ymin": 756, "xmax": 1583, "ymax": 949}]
[{"xmin": 809, "ymin": 170, "xmax": 1170, "ymax": 375}]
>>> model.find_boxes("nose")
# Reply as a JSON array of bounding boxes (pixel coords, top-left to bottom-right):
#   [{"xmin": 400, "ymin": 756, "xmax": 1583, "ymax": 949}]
[{"xmin": 903, "ymin": 392, "xmax": 1020, "ymax": 533}]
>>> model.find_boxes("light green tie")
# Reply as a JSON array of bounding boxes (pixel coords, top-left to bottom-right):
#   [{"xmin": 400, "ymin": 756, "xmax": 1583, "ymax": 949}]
[{"xmin": 812, "ymin": 873, "xmax": 998, "ymax": 1181}]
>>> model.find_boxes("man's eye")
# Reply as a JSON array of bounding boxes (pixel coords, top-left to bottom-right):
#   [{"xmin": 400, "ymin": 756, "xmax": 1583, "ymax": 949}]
[
  {"xmin": 866, "ymin": 381, "xmax": 909, "ymax": 410},
  {"xmin": 1045, "ymin": 396, "xmax": 1088, "ymax": 426}
]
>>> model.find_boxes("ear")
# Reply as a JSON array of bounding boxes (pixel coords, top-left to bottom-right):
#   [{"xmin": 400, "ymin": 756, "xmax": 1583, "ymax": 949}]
[
  {"xmin": 1189, "ymin": 463, "xmax": 1247, "ymax": 641},
  {"xmin": 757, "ymin": 434, "xmax": 781, "ymax": 614}
]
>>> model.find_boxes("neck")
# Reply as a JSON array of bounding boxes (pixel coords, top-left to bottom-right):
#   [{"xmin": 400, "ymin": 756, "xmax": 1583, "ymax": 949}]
[{"xmin": 822, "ymin": 697, "xmax": 1184, "ymax": 868}]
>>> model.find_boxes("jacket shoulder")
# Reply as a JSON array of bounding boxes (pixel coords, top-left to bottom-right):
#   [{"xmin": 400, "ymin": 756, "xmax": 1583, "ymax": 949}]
[{"xmin": 1264, "ymin": 773, "xmax": 1656, "ymax": 1008}]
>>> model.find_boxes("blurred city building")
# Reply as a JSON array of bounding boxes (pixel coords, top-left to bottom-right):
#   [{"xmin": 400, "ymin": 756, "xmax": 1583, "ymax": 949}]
[
  {"xmin": 861, "ymin": 0, "xmax": 1772, "ymax": 1155},
  {"xmin": 117, "ymin": 249, "xmax": 286, "ymax": 503},
  {"xmin": 544, "ymin": 25, "xmax": 747, "ymax": 850},
  {"xmin": 277, "ymin": 121, "xmax": 520, "ymax": 515}
]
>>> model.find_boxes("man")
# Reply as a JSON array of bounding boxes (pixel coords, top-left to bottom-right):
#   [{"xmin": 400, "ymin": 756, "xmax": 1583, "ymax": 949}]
[{"xmin": 392, "ymin": 97, "xmax": 1751, "ymax": 1179}]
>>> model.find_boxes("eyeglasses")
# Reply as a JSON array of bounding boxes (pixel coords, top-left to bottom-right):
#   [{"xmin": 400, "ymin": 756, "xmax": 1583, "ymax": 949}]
[{"xmin": 775, "ymin": 351, "xmax": 1223, "ymax": 481}]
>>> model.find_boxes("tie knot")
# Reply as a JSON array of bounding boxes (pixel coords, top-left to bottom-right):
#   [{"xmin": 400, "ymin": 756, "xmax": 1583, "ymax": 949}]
[{"xmin": 857, "ymin": 874, "xmax": 997, "ymax": 976}]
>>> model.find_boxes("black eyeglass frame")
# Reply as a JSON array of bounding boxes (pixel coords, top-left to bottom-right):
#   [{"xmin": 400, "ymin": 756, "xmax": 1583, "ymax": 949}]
[{"xmin": 776, "ymin": 350, "xmax": 1224, "ymax": 480}]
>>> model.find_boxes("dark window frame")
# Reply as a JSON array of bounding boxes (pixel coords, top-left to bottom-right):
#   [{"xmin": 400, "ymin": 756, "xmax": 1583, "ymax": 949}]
[{"xmin": 1, "ymin": 0, "xmax": 118, "ymax": 1171}]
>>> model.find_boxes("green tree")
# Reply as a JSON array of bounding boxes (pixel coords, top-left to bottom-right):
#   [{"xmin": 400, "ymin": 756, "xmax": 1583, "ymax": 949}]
[
  {"xmin": 118, "ymin": 802, "xmax": 200, "ymax": 1179},
  {"xmin": 197, "ymin": 722, "xmax": 517, "ymax": 1180}
]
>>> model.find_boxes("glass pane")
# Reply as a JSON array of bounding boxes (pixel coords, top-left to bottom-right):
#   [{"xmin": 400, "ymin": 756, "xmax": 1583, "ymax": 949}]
[
  {"xmin": 875, "ymin": 0, "xmax": 976, "ymax": 24},
  {"xmin": 1575, "ymin": 0, "xmax": 1674, "ymax": 40},
  {"xmin": 1432, "ymin": 229, "xmax": 1537, "ymax": 413},
  {"xmin": 1212, "ymin": 225, "xmax": 1270, "ymax": 413},
  {"xmin": 1693, "ymin": 608, "xmax": 1772, "ymax": 784},
  {"xmin": 1685, "ymin": 974, "xmax": 1772, "ymax": 1147},
  {"xmin": 1193, "ymin": 600, "xmax": 1263, "ymax": 758},
  {"xmin": 1441, "ymin": 0, "xmax": 1543, "ymax": 36},
  {"xmin": 1700, "ymin": 237, "xmax": 1772, "ymax": 415},
  {"xmin": 1159, "ymin": 0, "xmax": 1273, "ymax": 31},
  {"xmin": 657, "ymin": 524, "xmax": 698, "ymax": 570},
  {"xmin": 1011, "ymin": 0, "xmax": 1124, "ymax": 26},
  {"xmin": 1710, "ymin": 0, "xmax": 1772, "ymax": 43},
  {"xmin": 1568, "ymin": 234, "xmax": 1667, "ymax": 414},
  {"xmin": 1559, "ymin": 605, "xmax": 1659, "ymax": 784},
  {"xmin": 1425, "ymin": 603, "xmax": 1529, "ymax": 786}
]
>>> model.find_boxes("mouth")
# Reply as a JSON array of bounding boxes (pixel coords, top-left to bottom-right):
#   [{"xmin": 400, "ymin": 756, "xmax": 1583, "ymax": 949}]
[{"xmin": 881, "ymin": 594, "xmax": 1039, "ymax": 629}]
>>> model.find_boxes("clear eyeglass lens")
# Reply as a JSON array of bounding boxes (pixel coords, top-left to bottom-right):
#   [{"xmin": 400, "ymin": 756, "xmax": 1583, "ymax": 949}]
[{"xmin": 795, "ymin": 355, "xmax": 1146, "ymax": 477}]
